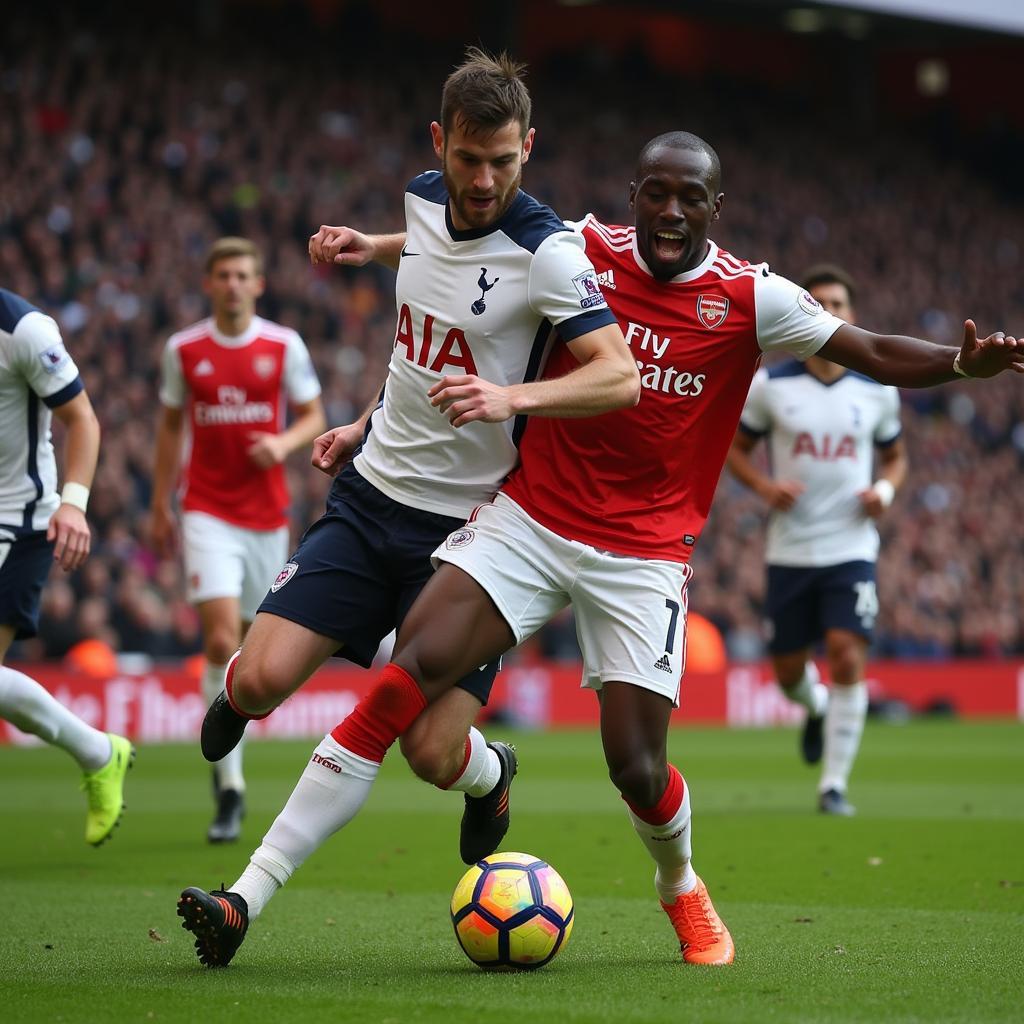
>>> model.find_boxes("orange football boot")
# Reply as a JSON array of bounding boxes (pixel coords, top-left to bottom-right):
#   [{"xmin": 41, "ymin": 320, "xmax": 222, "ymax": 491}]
[{"xmin": 661, "ymin": 874, "xmax": 735, "ymax": 965}]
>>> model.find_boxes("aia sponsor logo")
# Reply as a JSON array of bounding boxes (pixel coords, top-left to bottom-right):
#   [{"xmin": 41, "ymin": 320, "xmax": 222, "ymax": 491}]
[
  {"xmin": 696, "ymin": 294, "xmax": 729, "ymax": 329},
  {"xmin": 311, "ymin": 752, "xmax": 343, "ymax": 774},
  {"xmin": 271, "ymin": 561, "xmax": 299, "ymax": 592},
  {"xmin": 393, "ymin": 303, "xmax": 479, "ymax": 375},
  {"xmin": 791, "ymin": 433, "xmax": 856, "ymax": 460},
  {"xmin": 446, "ymin": 528, "xmax": 475, "ymax": 550}
]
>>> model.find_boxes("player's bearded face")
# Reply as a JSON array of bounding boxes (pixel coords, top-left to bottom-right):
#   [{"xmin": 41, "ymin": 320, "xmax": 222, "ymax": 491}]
[{"xmin": 437, "ymin": 119, "xmax": 534, "ymax": 231}]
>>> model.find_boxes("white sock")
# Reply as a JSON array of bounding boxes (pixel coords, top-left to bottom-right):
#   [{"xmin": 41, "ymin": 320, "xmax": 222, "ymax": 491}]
[
  {"xmin": 820, "ymin": 681, "xmax": 868, "ymax": 794},
  {"xmin": 627, "ymin": 779, "xmax": 696, "ymax": 904},
  {"xmin": 231, "ymin": 734, "xmax": 379, "ymax": 918},
  {"xmin": 781, "ymin": 661, "xmax": 828, "ymax": 717},
  {"xmin": 202, "ymin": 660, "xmax": 245, "ymax": 792},
  {"xmin": 444, "ymin": 728, "xmax": 501, "ymax": 797},
  {"xmin": 0, "ymin": 665, "xmax": 111, "ymax": 771}
]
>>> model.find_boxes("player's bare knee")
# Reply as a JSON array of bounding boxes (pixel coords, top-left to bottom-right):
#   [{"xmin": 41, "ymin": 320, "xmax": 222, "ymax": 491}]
[
  {"xmin": 392, "ymin": 644, "xmax": 451, "ymax": 702},
  {"xmin": 608, "ymin": 756, "xmax": 667, "ymax": 809},
  {"xmin": 400, "ymin": 733, "xmax": 456, "ymax": 786},
  {"xmin": 231, "ymin": 654, "xmax": 292, "ymax": 712},
  {"xmin": 827, "ymin": 640, "xmax": 863, "ymax": 685}
]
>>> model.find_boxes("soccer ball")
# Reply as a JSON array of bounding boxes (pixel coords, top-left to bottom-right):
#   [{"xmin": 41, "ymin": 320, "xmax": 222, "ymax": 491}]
[{"xmin": 450, "ymin": 852, "xmax": 574, "ymax": 971}]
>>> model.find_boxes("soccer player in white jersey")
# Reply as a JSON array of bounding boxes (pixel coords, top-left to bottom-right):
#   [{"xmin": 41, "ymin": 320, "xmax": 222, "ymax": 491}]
[
  {"xmin": 149, "ymin": 237, "xmax": 325, "ymax": 843},
  {"xmin": 177, "ymin": 50, "xmax": 637, "ymax": 966},
  {"xmin": 727, "ymin": 265, "xmax": 908, "ymax": 815},
  {"xmin": 0, "ymin": 288, "xmax": 134, "ymax": 845}
]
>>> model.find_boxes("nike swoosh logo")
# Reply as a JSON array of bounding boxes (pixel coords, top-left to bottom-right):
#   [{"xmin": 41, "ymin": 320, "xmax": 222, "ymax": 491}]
[{"xmin": 400, "ymin": 246, "xmax": 420, "ymax": 257}]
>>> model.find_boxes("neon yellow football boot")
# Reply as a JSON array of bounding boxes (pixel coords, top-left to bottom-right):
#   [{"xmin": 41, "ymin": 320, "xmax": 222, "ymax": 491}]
[{"xmin": 81, "ymin": 734, "xmax": 135, "ymax": 846}]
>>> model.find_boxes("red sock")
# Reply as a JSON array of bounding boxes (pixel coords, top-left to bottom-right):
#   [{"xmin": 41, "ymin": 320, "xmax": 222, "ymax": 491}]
[
  {"xmin": 624, "ymin": 764, "xmax": 685, "ymax": 826},
  {"xmin": 224, "ymin": 650, "xmax": 272, "ymax": 721},
  {"xmin": 331, "ymin": 663, "xmax": 427, "ymax": 764},
  {"xmin": 437, "ymin": 736, "xmax": 473, "ymax": 791}
]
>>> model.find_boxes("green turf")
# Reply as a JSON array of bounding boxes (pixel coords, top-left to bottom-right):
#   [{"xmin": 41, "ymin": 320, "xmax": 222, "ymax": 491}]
[{"xmin": 1, "ymin": 720, "xmax": 1022, "ymax": 1023}]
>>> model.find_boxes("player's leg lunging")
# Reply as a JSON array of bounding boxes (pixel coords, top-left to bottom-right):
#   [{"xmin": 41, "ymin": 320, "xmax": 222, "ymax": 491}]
[
  {"xmin": 774, "ymin": 651, "xmax": 829, "ymax": 765},
  {"xmin": 600, "ymin": 681, "xmax": 734, "ymax": 966},
  {"xmin": 0, "ymin": 655, "xmax": 133, "ymax": 846},
  {"xmin": 818, "ymin": 629, "xmax": 869, "ymax": 816}
]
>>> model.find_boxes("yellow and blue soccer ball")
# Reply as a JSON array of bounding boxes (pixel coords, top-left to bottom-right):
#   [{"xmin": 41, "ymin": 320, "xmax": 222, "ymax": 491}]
[{"xmin": 450, "ymin": 852, "xmax": 574, "ymax": 970}]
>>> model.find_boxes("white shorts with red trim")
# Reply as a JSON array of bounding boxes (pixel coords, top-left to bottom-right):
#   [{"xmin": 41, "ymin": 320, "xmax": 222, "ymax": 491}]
[
  {"xmin": 432, "ymin": 492, "xmax": 692, "ymax": 704},
  {"xmin": 183, "ymin": 510, "xmax": 289, "ymax": 621}
]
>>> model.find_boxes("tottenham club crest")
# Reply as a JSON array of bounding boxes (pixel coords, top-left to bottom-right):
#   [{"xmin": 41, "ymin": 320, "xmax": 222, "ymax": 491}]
[
  {"xmin": 446, "ymin": 528, "xmax": 475, "ymax": 550},
  {"xmin": 471, "ymin": 268, "xmax": 499, "ymax": 316},
  {"xmin": 696, "ymin": 294, "xmax": 729, "ymax": 329},
  {"xmin": 271, "ymin": 561, "xmax": 299, "ymax": 592}
]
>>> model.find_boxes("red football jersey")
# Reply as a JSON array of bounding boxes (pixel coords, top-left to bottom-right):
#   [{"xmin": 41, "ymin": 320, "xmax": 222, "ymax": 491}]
[
  {"xmin": 502, "ymin": 216, "xmax": 844, "ymax": 561},
  {"xmin": 159, "ymin": 317, "xmax": 321, "ymax": 530}
]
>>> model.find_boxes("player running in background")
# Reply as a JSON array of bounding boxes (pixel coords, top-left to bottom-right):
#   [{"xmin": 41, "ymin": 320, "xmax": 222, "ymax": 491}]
[
  {"xmin": 178, "ymin": 49, "xmax": 636, "ymax": 964},
  {"xmin": 0, "ymin": 288, "xmax": 133, "ymax": 845},
  {"xmin": 148, "ymin": 237, "xmax": 325, "ymax": 843},
  {"xmin": 726, "ymin": 265, "xmax": 907, "ymax": 816},
  {"xmin": 203, "ymin": 131, "xmax": 1024, "ymax": 970}
]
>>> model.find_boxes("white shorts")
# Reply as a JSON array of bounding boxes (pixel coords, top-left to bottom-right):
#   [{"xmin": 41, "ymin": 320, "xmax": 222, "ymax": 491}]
[
  {"xmin": 433, "ymin": 493, "xmax": 693, "ymax": 704},
  {"xmin": 182, "ymin": 511, "xmax": 290, "ymax": 621}
]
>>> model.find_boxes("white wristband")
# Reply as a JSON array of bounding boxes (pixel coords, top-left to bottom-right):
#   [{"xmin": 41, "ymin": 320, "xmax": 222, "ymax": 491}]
[
  {"xmin": 952, "ymin": 353, "xmax": 972, "ymax": 378},
  {"xmin": 872, "ymin": 479, "xmax": 895, "ymax": 508},
  {"xmin": 60, "ymin": 482, "xmax": 90, "ymax": 513}
]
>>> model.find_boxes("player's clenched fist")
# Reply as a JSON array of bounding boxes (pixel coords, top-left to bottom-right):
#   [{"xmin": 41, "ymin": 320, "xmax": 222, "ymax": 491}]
[
  {"xmin": 428, "ymin": 375, "xmax": 516, "ymax": 428},
  {"xmin": 308, "ymin": 225, "xmax": 375, "ymax": 267},
  {"xmin": 48, "ymin": 503, "xmax": 91, "ymax": 571}
]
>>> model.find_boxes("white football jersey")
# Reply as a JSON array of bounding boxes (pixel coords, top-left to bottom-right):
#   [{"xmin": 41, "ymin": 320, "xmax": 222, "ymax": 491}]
[
  {"xmin": 0, "ymin": 290, "xmax": 84, "ymax": 533},
  {"xmin": 739, "ymin": 361, "xmax": 902, "ymax": 566},
  {"xmin": 353, "ymin": 171, "xmax": 616, "ymax": 519}
]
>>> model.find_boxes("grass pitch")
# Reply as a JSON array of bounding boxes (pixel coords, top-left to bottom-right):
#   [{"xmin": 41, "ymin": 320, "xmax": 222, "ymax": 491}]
[{"xmin": 1, "ymin": 719, "xmax": 1021, "ymax": 1023}]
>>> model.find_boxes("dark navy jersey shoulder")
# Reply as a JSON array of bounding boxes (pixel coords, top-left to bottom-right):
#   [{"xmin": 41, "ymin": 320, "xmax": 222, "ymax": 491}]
[
  {"xmin": 406, "ymin": 170, "xmax": 448, "ymax": 204},
  {"xmin": 0, "ymin": 288, "xmax": 38, "ymax": 335},
  {"xmin": 767, "ymin": 359, "xmax": 806, "ymax": 380},
  {"xmin": 497, "ymin": 189, "xmax": 570, "ymax": 255}
]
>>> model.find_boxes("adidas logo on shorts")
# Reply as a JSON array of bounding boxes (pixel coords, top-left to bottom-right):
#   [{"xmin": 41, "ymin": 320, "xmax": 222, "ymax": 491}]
[{"xmin": 653, "ymin": 653, "xmax": 672, "ymax": 673}]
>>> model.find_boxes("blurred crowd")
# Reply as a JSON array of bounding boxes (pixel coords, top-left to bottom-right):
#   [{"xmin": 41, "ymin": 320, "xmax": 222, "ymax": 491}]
[{"xmin": 4, "ymin": 6, "xmax": 1023, "ymax": 666}]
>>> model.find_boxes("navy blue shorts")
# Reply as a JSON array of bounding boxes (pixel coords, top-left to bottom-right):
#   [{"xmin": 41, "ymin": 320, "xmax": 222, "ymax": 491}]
[
  {"xmin": 0, "ymin": 529, "xmax": 55, "ymax": 640},
  {"xmin": 765, "ymin": 560, "xmax": 878, "ymax": 654},
  {"xmin": 258, "ymin": 467, "xmax": 498, "ymax": 704}
]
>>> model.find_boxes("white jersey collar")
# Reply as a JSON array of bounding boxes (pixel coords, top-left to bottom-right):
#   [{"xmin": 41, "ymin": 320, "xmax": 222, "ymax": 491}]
[
  {"xmin": 631, "ymin": 237, "xmax": 719, "ymax": 284},
  {"xmin": 209, "ymin": 316, "xmax": 262, "ymax": 348}
]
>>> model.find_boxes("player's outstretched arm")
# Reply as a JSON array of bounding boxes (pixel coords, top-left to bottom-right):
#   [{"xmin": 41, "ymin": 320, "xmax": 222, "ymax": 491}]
[
  {"xmin": 820, "ymin": 321, "xmax": 1024, "ymax": 387},
  {"xmin": 726, "ymin": 430, "xmax": 804, "ymax": 511},
  {"xmin": 308, "ymin": 226, "xmax": 406, "ymax": 271},
  {"xmin": 49, "ymin": 390, "xmax": 100, "ymax": 572},
  {"xmin": 428, "ymin": 323, "xmax": 640, "ymax": 428}
]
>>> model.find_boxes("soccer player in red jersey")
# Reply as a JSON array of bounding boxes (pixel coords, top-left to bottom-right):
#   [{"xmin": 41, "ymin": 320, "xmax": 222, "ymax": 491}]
[
  {"xmin": 149, "ymin": 237, "xmax": 325, "ymax": 842},
  {"xmin": 185, "ymin": 133, "xmax": 1021, "ymax": 968}
]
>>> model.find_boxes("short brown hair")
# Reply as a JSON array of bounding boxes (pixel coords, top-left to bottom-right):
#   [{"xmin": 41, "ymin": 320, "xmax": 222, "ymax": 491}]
[
  {"xmin": 800, "ymin": 263, "xmax": 857, "ymax": 305},
  {"xmin": 440, "ymin": 46, "xmax": 531, "ymax": 139},
  {"xmin": 204, "ymin": 237, "xmax": 263, "ymax": 275}
]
